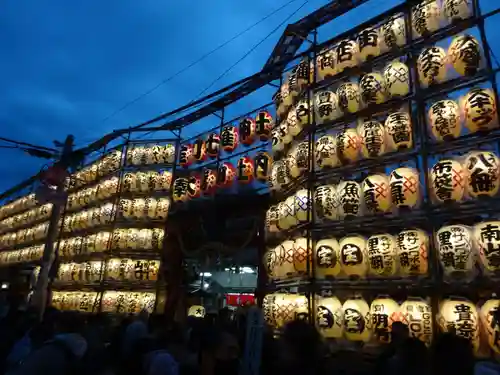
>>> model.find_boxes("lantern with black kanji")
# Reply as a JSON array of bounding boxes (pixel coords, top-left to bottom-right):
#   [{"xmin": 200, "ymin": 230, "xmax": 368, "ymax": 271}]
[
  {"xmin": 220, "ymin": 126, "xmax": 238, "ymax": 152},
  {"xmin": 315, "ymin": 238, "xmax": 341, "ymax": 278},
  {"xmin": 370, "ymin": 296, "xmax": 399, "ymax": 343},
  {"xmin": 271, "ymin": 127, "xmax": 284, "ymax": 154},
  {"xmin": 429, "ymin": 99, "xmax": 462, "ymax": 141},
  {"xmin": 179, "ymin": 144, "xmax": 194, "ymax": 168},
  {"xmin": 193, "ymin": 138, "xmax": 207, "ymax": 162},
  {"xmin": 255, "ymin": 110, "xmax": 273, "ymax": 140},
  {"xmin": 448, "ymin": 34, "xmax": 482, "ymax": 77},
  {"xmin": 294, "ymin": 189, "xmax": 311, "ymax": 222},
  {"xmin": 358, "ymin": 120, "xmax": 387, "ymax": 158},
  {"xmin": 399, "ymin": 298, "xmax": 433, "ymax": 346},
  {"xmin": 206, "ymin": 133, "xmax": 220, "ymax": 158},
  {"xmin": 360, "ymin": 72, "xmax": 388, "ymax": 106},
  {"xmin": 172, "ymin": 178, "xmax": 189, "ymax": 202},
  {"xmin": 381, "ymin": 16, "xmax": 406, "ymax": 51},
  {"xmin": 273, "ymin": 89, "xmax": 285, "ymax": 119},
  {"xmin": 362, "ymin": 174, "xmax": 392, "ymax": 214},
  {"xmin": 430, "ymin": 159, "xmax": 466, "ymax": 204},
  {"xmin": 239, "ymin": 117, "xmax": 256, "ymax": 146},
  {"xmin": 217, "ymin": 162, "xmax": 236, "ymax": 188},
  {"xmin": 439, "ymin": 299, "xmax": 480, "ymax": 353},
  {"xmin": 417, "ymin": 46, "xmax": 447, "ymax": 87},
  {"xmin": 269, "ymin": 160, "xmax": 290, "ymax": 192},
  {"xmin": 289, "ymin": 59, "xmax": 310, "ymax": 96},
  {"xmin": 367, "ymin": 234, "xmax": 397, "ymax": 277},
  {"xmin": 358, "ymin": 27, "xmax": 381, "ymax": 62},
  {"xmin": 314, "ymin": 184, "xmax": 338, "ymax": 222},
  {"xmin": 316, "ymin": 296, "xmax": 343, "ymax": 339},
  {"xmin": 201, "ymin": 169, "xmax": 218, "ymax": 196},
  {"xmin": 315, "ymin": 135, "xmax": 338, "ymax": 169},
  {"xmin": 295, "ymin": 99, "xmax": 312, "ymax": 128},
  {"xmin": 474, "ymin": 221, "xmax": 500, "ymax": 274},
  {"xmin": 265, "ymin": 205, "xmax": 280, "ymax": 234},
  {"xmin": 187, "ymin": 173, "xmax": 201, "ymax": 199},
  {"xmin": 280, "ymin": 80, "xmax": 292, "ymax": 111},
  {"xmin": 339, "ymin": 235, "xmax": 367, "ymax": 277},
  {"xmin": 264, "ymin": 247, "xmax": 277, "ymax": 280},
  {"xmin": 462, "ymin": 88, "xmax": 498, "ymax": 133},
  {"xmin": 314, "ymin": 90, "xmax": 342, "ymax": 125},
  {"xmin": 237, "ymin": 156, "xmax": 254, "ymax": 184},
  {"xmin": 412, "ymin": 1, "xmax": 441, "ymax": 37},
  {"xmin": 337, "ymin": 180, "xmax": 362, "ymax": 219},
  {"xmin": 343, "ymin": 297, "xmax": 371, "ymax": 342},
  {"xmin": 288, "ymin": 142, "xmax": 310, "ymax": 178},
  {"xmin": 465, "ymin": 150, "xmax": 500, "ymax": 198},
  {"xmin": 337, "ymin": 82, "xmax": 361, "ymax": 114},
  {"xmin": 436, "ymin": 224, "xmax": 475, "ymax": 280},
  {"xmin": 337, "ymin": 128, "xmax": 361, "ymax": 164},
  {"xmin": 384, "ymin": 60, "xmax": 410, "ymax": 98},
  {"xmin": 286, "ymin": 108, "xmax": 301, "ymax": 137},
  {"xmin": 316, "ymin": 47, "xmax": 337, "ymax": 81},
  {"xmin": 444, "ymin": 0, "xmax": 472, "ymax": 23},
  {"xmin": 336, "ymin": 39, "xmax": 359, "ymax": 72},
  {"xmin": 389, "ymin": 167, "xmax": 420, "ymax": 210},
  {"xmin": 385, "ymin": 111, "xmax": 413, "ymax": 150},
  {"xmin": 480, "ymin": 299, "xmax": 500, "ymax": 354},
  {"xmin": 254, "ymin": 152, "xmax": 272, "ymax": 182}
]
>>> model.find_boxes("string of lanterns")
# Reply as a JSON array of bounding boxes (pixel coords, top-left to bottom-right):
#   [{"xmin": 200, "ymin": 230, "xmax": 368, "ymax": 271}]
[
  {"xmin": 0, "ymin": 193, "xmax": 38, "ymax": 221},
  {"xmin": 66, "ymin": 150, "xmax": 122, "ymax": 191},
  {"xmin": 0, "ymin": 244, "xmax": 44, "ymax": 265},
  {"xmin": 0, "ymin": 221, "xmax": 50, "ymax": 249},
  {"xmin": 0, "ymin": 203, "xmax": 52, "ymax": 234}
]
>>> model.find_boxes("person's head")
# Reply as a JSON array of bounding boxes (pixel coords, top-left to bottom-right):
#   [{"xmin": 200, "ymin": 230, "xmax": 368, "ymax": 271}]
[
  {"xmin": 280, "ymin": 319, "xmax": 323, "ymax": 364},
  {"xmin": 138, "ymin": 309, "xmax": 150, "ymax": 323},
  {"xmin": 391, "ymin": 321, "xmax": 410, "ymax": 345},
  {"xmin": 431, "ymin": 333, "xmax": 474, "ymax": 375},
  {"xmin": 201, "ymin": 328, "xmax": 240, "ymax": 375}
]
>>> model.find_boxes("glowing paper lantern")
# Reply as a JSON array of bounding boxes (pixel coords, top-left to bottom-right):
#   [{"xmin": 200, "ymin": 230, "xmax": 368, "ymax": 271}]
[
  {"xmin": 389, "ymin": 167, "xmax": 420, "ymax": 209},
  {"xmin": 280, "ymin": 240, "xmax": 296, "ymax": 277},
  {"xmin": 337, "ymin": 128, "xmax": 361, "ymax": 163},
  {"xmin": 480, "ymin": 299, "xmax": 500, "ymax": 354},
  {"xmin": 358, "ymin": 120, "xmax": 386, "ymax": 158},
  {"xmin": 436, "ymin": 224, "xmax": 475, "ymax": 278},
  {"xmin": 314, "ymin": 184, "xmax": 339, "ymax": 221},
  {"xmin": 269, "ymin": 160, "xmax": 291, "ymax": 192},
  {"xmin": 271, "ymin": 126, "xmax": 284, "ymax": 154},
  {"xmin": 294, "ymin": 100, "xmax": 310, "ymax": 132},
  {"xmin": 154, "ymin": 197, "xmax": 170, "ymax": 220},
  {"xmin": 412, "ymin": 1, "xmax": 441, "ymax": 37},
  {"xmin": 315, "ymin": 135, "xmax": 338, "ymax": 169},
  {"xmin": 448, "ymin": 34, "xmax": 482, "ymax": 77},
  {"xmin": 429, "ymin": 99, "xmax": 461, "ymax": 141},
  {"xmin": 273, "ymin": 89, "xmax": 285, "ymax": 118},
  {"xmin": 201, "ymin": 169, "xmax": 218, "ymax": 195},
  {"xmin": 439, "ymin": 299, "xmax": 479, "ymax": 352},
  {"xmin": 417, "ymin": 47, "xmax": 447, "ymax": 87},
  {"xmin": 264, "ymin": 247, "xmax": 278, "ymax": 280},
  {"xmin": 384, "ymin": 60, "xmax": 410, "ymax": 97},
  {"xmin": 279, "ymin": 118, "xmax": 294, "ymax": 145},
  {"xmin": 317, "ymin": 296, "xmax": 344, "ymax": 338},
  {"xmin": 360, "ymin": 72, "xmax": 388, "ymax": 106},
  {"xmin": 337, "ymin": 181, "xmax": 362, "ymax": 219},
  {"xmin": 343, "ymin": 298, "xmax": 371, "ymax": 342},
  {"xmin": 122, "ymin": 172, "xmax": 137, "ymax": 193},
  {"xmin": 192, "ymin": 138, "xmax": 207, "ymax": 162},
  {"xmin": 179, "ymin": 144, "xmax": 194, "ymax": 168},
  {"xmin": 315, "ymin": 238, "xmax": 341, "ymax": 278},
  {"xmin": 370, "ymin": 297, "xmax": 400, "ymax": 343},
  {"xmin": 255, "ymin": 111, "xmax": 273, "ymax": 140},
  {"xmin": 465, "ymin": 150, "xmax": 500, "ymax": 198},
  {"xmin": 337, "ymin": 82, "xmax": 361, "ymax": 114},
  {"xmin": 263, "ymin": 294, "xmax": 277, "ymax": 327},
  {"xmin": 316, "ymin": 48, "xmax": 337, "ymax": 81},
  {"xmin": 444, "ymin": 0, "xmax": 472, "ymax": 23},
  {"xmin": 265, "ymin": 205, "xmax": 280, "ymax": 234},
  {"xmin": 336, "ymin": 39, "xmax": 359, "ymax": 72},
  {"xmin": 294, "ymin": 189, "xmax": 311, "ymax": 222},
  {"xmin": 254, "ymin": 152, "xmax": 272, "ymax": 182},
  {"xmin": 162, "ymin": 144, "xmax": 176, "ymax": 164},
  {"xmin": 362, "ymin": 174, "xmax": 392, "ymax": 214},
  {"xmin": 95, "ymin": 231, "xmax": 111, "ymax": 252},
  {"xmin": 474, "ymin": 221, "xmax": 500, "ymax": 273},
  {"xmin": 288, "ymin": 142, "xmax": 309, "ymax": 178},
  {"xmin": 397, "ymin": 229, "xmax": 429, "ymax": 276},
  {"xmin": 367, "ymin": 234, "xmax": 397, "ymax": 277},
  {"xmin": 132, "ymin": 198, "xmax": 147, "ymax": 220},
  {"xmin": 217, "ymin": 162, "xmax": 236, "ymax": 188},
  {"xmin": 239, "ymin": 117, "xmax": 256, "ymax": 146},
  {"xmin": 278, "ymin": 196, "xmax": 297, "ymax": 230},
  {"xmin": 462, "ymin": 88, "xmax": 498, "ymax": 132},
  {"xmin": 187, "ymin": 173, "xmax": 201, "ymax": 199},
  {"xmin": 381, "ymin": 16, "xmax": 406, "ymax": 51},
  {"xmin": 400, "ymin": 298, "xmax": 433, "ymax": 346},
  {"xmin": 237, "ymin": 156, "xmax": 254, "ymax": 184},
  {"xmin": 314, "ymin": 90, "xmax": 341, "ymax": 125},
  {"xmin": 339, "ymin": 235, "xmax": 367, "ymax": 277},
  {"xmin": 358, "ymin": 27, "xmax": 381, "ymax": 62},
  {"xmin": 220, "ymin": 126, "xmax": 238, "ymax": 152},
  {"xmin": 288, "ymin": 60, "xmax": 310, "ymax": 96},
  {"xmin": 127, "ymin": 146, "xmax": 144, "ymax": 166},
  {"xmin": 430, "ymin": 159, "xmax": 466, "ymax": 203},
  {"xmin": 136, "ymin": 172, "xmax": 150, "ymax": 192},
  {"xmin": 206, "ymin": 133, "xmax": 220, "ymax": 158},
  {"xmin": 172, "ymin": 178, "xmax": 190, "ymax": 202},
  {"xmin": 293, "ymin": 237, "xmax": 312, "ymax": 275},
  {"xmin": 188, "ymin": 305, "xmax": 206, "ymax": 318},
  {"xmin": 385, "ymin": 111, "xmax": 413, "ymax": 151}
]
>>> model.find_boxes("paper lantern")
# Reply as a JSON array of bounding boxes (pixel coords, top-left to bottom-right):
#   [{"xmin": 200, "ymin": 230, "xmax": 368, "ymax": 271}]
[
  {"xmin": 337, "ymin": 128, "xmax": 361, "ymax": 163},
  {"xmin": 358, "ymin": 27, "xmax": 381, "ymax": 62},
  {"xmin": 444, "ymin": 0, "xmax": 472, "ymax": 23},
  {"xmin": 448, "ymin": 34, "xmax": 481, "ymax": 77},
  {"xmin": 343, "ymin": 298, "xmax": 371, "ymax": 342},
  {"xmin": 360, "ymin": 72, "xmax": 388, "ymax": 106},
  {"xmin": 316, "ymin": 48, "xmax": 337, "ymax": 81},
  {"xmin": 221, "ymin": 126, "xmax": 238, "ymax": 152},
  {"xmin": 217, "ymin": 162, "xmax": 236, "ymax": 188},
  {"xmin": 315, "ymin": 135, "xmax": 338, "ymax": 169},
  {"xmin": 131, "ymin": 198, "xmax": 146, "ymax": 220},
  {"xmin": 412, "ymin": 1, "xmax": 441, "ymax": 37},
  {"xmin": 239, "ymin": 117, "xmax": 256, "ymax": 146},
  {"xmin": 294, "ymin": 189, "xmax": 311, "ymax": 222},
  {"xmin": 137, "ymin": 172, "xmax": 151, "ymax": 192},
  {"xmin": 314, "ymin": 90, "xmax": 341, "ymax": 125},
  {"xmin": 192, "ymin": 138, "xmax": 207, "ymax": 162},
  {"xmin": 144, "ymin": 148, "xmax": 157, "ymax": 165},
  {"xmin": 362, "ymin": 174, "xmax": 392, "ymax": 214},
  {"xmin": 265, "ymin": 205, "xmax": 280, "ymax": 234},
  {"xmin": 465, "ymin": 151, "xmax": 500, "ymax": 198},
  {"xmin": 273, "ymin": 89, "xmax": 285, "ymax": 119},
  {"xmin": 201, "ymin": 169, "xmax": 218, "ymax": 195},
  {"xmin": 397, "ymin": 229, "xmax": 429, "ymax": 276},
  {"xmin": 154, "ymin": 197, "xmax": 170, "ymax": 220},
  {"xmin": 474, "ymin": 221, "xmax": 500, "ymax": 273},
  {"xmin": 288, "ymin": 142, "xmax": 310, "ymax": 178},
  {"xmin": 156, "ymin": 170, "xmax": 172, "ymax": 191},
  {"xmin": 162, "ymin": 144, "xmax": 176, "ymax": 164},
  {"xmin": 255, "ymin": 111, "xmax": 273, "ymax": 140},
  {"xmin": 315, "ymin": 238, "xmax": 341, "ymax": 278},
  {"xmin": 339, "ymin": 235, "xmax": 367, "ymax": 277},
  {"xmin": 269, "ymin": 160, "xmax": 290, "ymax": 192},
  {"xmin": 179, "ymin": 144, "xmax": 194, "ymax": 168},
  {"xmin": 428, "ymin": 99, "xmax": 461, "ymax": 141},
  {"xmin": 280, "ymin": 240, "xmax": 296, "ymax": 277},
  {"xmin": 337, "ymin": 82, "xmax": 361, "ymax": 113},
  {"xmin": 263, "ymin": 294, "xmax": 277, "ymax": 327},
  {"xmin": 279, "ymin": 118, "xmax": 294, "ymax": 145},
  {"xmin": 358, "ymin": 120, "xmax": 386, "ymax": 158},
  {"xmin": 294, "ymin": 237, "xmax": 312, "ymax": 275},
  {"xmin": 122, "ymin": 172, "xmax": 136, "ymax": 193},
  {"xmin": 254, "ymin": 152, "xmax": 272, "ymax": 182},
  {"xmin": 172, "ymin": 178, "xmax": 190, "ymax": 203},
  {"xmin": 277, "ymin": 201, "xmax": 293, "ymax": 231},
  {"xmin": 337, "ymin": 181, "xmax": 362, "ymax": 219},
  {"xmin": 151, "ymin": 228, "xmax": 164, "ymax": 250},
  {"xmin": 274, "ymin": 294, "xmax": 309, "ymax": 327},
  {"xmin": 381, "ymin": 16, "xmax": 406, "ymax": 50},
  {"xmin": 127, "ymin": 146, "xmax": 143, "ymax": 166},
  {"xmin": 188, "ymin": 305, "xmax": 206, "ymax": 318},
  {"xmin": 389, "ymin": 167, "xmax": 420, "ymax": 209},
  {"xmin": 264, "ymin": 248, "xmax": 278, "ymax": 280},
  {"xmin": 463, "ymin": 88, "xmax": 498, "ymax": 132},
  {"xmin": 480, "ymin": 299, "xmax": 500, "ymax": 354},
  {"xmin": 384, "ymin": 60, "xmax": 410, "ymax": 98},
  {"xmin": 271, "ymin": 127, "xmax": 284, "ymax": 154},
  {"xmin": 281, "ymin": 81, "xmax": 292, "ymax": 111},
  {"xmin": 399, "ymin": 298, "xmax": 433, "ymax": 346},
  {"xmin": 317, "ymin": 296, "xmax": 344, "ymax": 338},
  {"xmin": 95, "ymin": 231, "xmax": 111, "ymax": 252},
  {"xmin": 336, "ymin": 40, "xmax": 359, "ymax": 72},
  {"xmin": 126, "ymin": 228, "xmax": 139, "ymax": 250},
  {"xmin": 293, "ymin": 100, "xmax": 309, "ymax": 131},
  {"xmin": 237, "ymin": 156, "xmax": 254, "ymax": 184},
  {"xmin": 436, "ymin": 224, "xmax": 475, "ymax": 278},
  {"xmin": 430, "ymin": 159, "xmax": 466, "ymax": 203},
  {"xmin": 206, "ymin": 133, "xmax": 220, "ymax": 158},
  {"xmin": 439, "ymin": 299, "xmax": 479, "ymax": 352},
  {"xmin": 187, "ymin": 173, "xmax": 201, "ymax": 199},
  {"xmin": 417, "ymin": 47, "xmax": 447, "ymax": 87},
  {"xmin": 384, "ymin": 111, "xmax": 413, "ymax": 151},
  {"xmin": 314, "ymin": 184, "xmax": 339, "ymax": 221},
  {"xmin": 371, "ymin": 297, "xmax": 400, "ymax": 343},
  {"xmin": 367, "ymin": 234, "xmax": 398, "ymax": 277}
]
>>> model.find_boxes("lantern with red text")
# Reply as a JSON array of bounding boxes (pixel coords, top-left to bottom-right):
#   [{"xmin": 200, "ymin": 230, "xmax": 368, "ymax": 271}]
[
  {"xmin": 206, "ymin": 133, "xmax": 220, "ymax": 158},
  {"xmin": 220, "ymin": 126, "xmax": 238, "ymax": 152},
  {"xmin": 370, "ymin": 296, "xmax": 400, "ymax": 343},
  {"xmin": 400, "ymin": 298, "xmax": 433, "ymax": 346},
  {"xmin": 254, "ymin": 152, "xmax": 272, "ymax": 182},
  {"xmin": 217, "ymin": 162, "xmax": 236, "ymax": 188},
  {"xmin": 337, "ymin": 128, "xmax": 361, "ymax": 163},
  {"xmin": 362, "ymin": 174, "xmax": 392, "ymax": 214},
  {"xmin": 187, "ymin": 173, "xmax": 201, "ymax": 199},
  {"xmin": 172, "ymin": 178, "xmax": 190, "ymax": 203},
  {"xmin": 390, "ymin": 167, "xmax": 420, "ymax": 210},
  {"xmin": 439, "ymin": 299, "xmax": 480, "ymax": 353},
  {"xmin": 192, "ymin": 138, "xmax": 207, "ymax": 162},
  {"xmin": 201, "ymin": 169, "xmax": 218, "ymax": 196},
  {"xmin": 179, "ymin": 144, "xmax": 194, "ymax": 168},
  {"xmin": 255, "ymin": 111, "xmax": 273, "ymax": 140},
  {"xmin": 397, "ymin": 229, "xmax": 429, "ymax": 277},
  {"xmin": 237, "ymin": 157, "xmax": 254, "ymax": 184},
  {"xmin": 239, "ymin": 118, "xmax": 256, "ymax": 146},
  {"xmin": 465, "ymin": 150, "xmax": 500, "ymax": 198},
  {"xmin": 343, "ymin": 297, "xmax": 371, "ymax": 342},
  {"xmin": 430, "ymin": 159, "xmax": 466, "ymax": 203}
]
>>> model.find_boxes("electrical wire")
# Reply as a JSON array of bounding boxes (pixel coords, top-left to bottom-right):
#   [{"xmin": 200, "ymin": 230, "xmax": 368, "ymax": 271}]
[{"xmin": 99, "ymin": 0, "xmax": 303, "ymax": 125}]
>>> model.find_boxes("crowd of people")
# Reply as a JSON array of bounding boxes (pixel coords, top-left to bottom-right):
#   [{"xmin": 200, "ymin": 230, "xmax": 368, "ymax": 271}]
[{"xmin": 0, "ymin": 304, "xmax": 498, "ymax": 375}]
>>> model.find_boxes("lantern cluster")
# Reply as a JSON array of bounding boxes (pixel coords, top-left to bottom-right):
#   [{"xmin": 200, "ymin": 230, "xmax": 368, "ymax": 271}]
[
  {"xmin": 0, "ymin": 244, "xmax": 44, "ymax": 266},
  {"xmin": 121, "ymin": 170, "xmax": 173, "ymax": 194},
  {"xmin": 265, "ymin": 189, "xmax": 311, "ymax": 233},
  {"xmin": 0, "ymin": 194, "xmax": 37, "ymax": 220},
  {"xmin": 67, "ymin": 150, "xmax": 122, "ymax": 191},
  {"xmin": 100, "ymin": 290, "xmax": 158, "ymax": 314},
  {"xmin": 117, "ymin": 198, "xmax": 171, "ymax": 221},
  {"xmin": 0, "ymin": 203, "xmax": 53, "ymax": 234},
  {"xmin": 125, "ymin": 144, "xmax": 176, "ymax": 166},
  {"xmin": 0, "ymin": 221, "xmax": 49, "ymax": 249},
  {"xmin": 51, "ymin": 291, "xmax": 101, "ymax": 313},
  {"xmin": 66, "ymin": 176, "xmax": 119, "ymax": 212},
  {"xmin": 57, "ymin": 261, "xmax": 104, "ymax": 283}
]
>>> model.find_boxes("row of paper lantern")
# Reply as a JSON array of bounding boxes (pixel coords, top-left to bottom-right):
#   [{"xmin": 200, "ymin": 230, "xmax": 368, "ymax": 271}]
[
  {"xmin": 178, "ymin": 112, "xmax": 274, "ymax": 168},
  {"xmin": 0, "ymin": 244, "xmax": 44, "ymax": 266},
  {"xmin": 0, "ymin": 203, "xmax": 53, "ymax": 235},
  {"xmin": 0, "ymin": 193, "xmax": 37, "ymax": 221},
  {"xmin": 57, "ymin": 258, "xmax": 160, "ymax": 283},
  {"xmin": 66, "ymin": 176, "xmax": 119, "ymax": 212},
  {"xmin": 0, "ymin": 221, "xmax": 49, "ymax": 250},
  {"xmin": 66, "ymin": 150, "xmax": 122, "ymax": 191},
  {"xmin": 126, "ymin": 144, "xmax": 176, "ymax": 166},
  {"xmin": 58, "ymin": 228, "xmax": 165, "ymax": 259},
  {"xmin": 122, "ymin": 170, "xmax": 173, "ymax": 194},
  {"xmin": 172, "ymin": 152, "xmax": 273, "ymax": 202}
]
